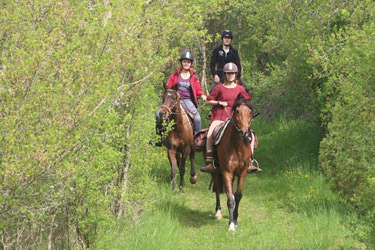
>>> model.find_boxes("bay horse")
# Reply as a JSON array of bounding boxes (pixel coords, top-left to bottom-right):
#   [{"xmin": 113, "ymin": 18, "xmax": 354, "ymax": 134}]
[
  {"xmin": 207, "ymin": 93, "xmax": 254, "ymax": 232},
  {"xmin": 159, "ymin": 85, "xmax": 197, "ymax": 192}
]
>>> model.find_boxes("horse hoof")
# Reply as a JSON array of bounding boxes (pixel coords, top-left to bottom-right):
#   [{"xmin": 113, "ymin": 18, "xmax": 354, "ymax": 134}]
[
  {"xmin": 215, "ymin": 210, "xmax": 222, "ymax": 220},
  {"xmin": 190, "ymin": 175, "xmax": 197, "ymax": 184},
  {"xmin": 228, "ymin": 223, "xmax": 236, "ymax": 233}
]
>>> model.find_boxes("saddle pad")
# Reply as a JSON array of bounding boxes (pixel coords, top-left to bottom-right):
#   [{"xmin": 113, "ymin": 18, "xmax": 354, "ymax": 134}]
[{"xmin": 213, "ymin": 119, "xmax": 231, "ymax": 146}]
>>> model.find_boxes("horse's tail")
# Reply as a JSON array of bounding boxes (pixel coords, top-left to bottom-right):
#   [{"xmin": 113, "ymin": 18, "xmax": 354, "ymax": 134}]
[
  {"xmin": 218, "ymin": 174, "xmax": 224, "ymax": 193},
  {"xmin": 209, "ymin": 174, "xmax": 224, "ymax": 193}
]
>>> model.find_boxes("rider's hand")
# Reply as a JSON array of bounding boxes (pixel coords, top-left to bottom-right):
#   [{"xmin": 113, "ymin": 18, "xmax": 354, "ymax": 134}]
[
  {"xmin": 214, "ymin": 75, "xmax": 220, "ymax": 83},
  {"xmin": 219, "ymin": 101, "xmax": 228, "ymax": 107},
  {"xmin": 201, "ymin": 95, "xmax": 207, "ymax": 101}
]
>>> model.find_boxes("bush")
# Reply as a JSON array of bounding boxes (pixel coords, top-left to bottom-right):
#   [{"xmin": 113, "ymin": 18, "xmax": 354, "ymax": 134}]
[{"xmin": 319, "ymin": 23, "xmax": 375, "ymax": 246}]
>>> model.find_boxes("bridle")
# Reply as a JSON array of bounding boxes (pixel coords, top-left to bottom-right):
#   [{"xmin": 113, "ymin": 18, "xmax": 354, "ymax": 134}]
[
  {"xmin": 160, "ymin": 89, "xmax": 180, "ymax": 116},
  {"xmin": 159, "ymin": 89, "xmax": 193, "ymax": 130},
  {"xmin": 224, "ymin": 104, "xmax": 253, "ymax": 143}
]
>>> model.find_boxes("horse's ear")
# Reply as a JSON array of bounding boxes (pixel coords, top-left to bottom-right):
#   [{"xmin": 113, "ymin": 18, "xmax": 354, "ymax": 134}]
[
  {"xmin": 235, "ymin": 93, "xmax": 242, "ymax": 102},
  {"xmin": 171, "ymin": 84, "xmax": 179, "ymax": 92}
]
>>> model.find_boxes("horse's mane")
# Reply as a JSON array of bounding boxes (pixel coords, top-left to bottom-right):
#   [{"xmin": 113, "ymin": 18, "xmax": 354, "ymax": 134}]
[{"xmin": 232, "ymin": 98, "xmax": 254, "ymax": 113}]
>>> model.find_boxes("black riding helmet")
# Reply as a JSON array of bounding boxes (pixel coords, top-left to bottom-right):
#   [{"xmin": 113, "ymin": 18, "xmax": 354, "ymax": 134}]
[
  {"xmin": 180, "ymin": 51, "xmax": 194, "ymax": 62},
  {"xmin": 221, "ymin": 30, "xmax": 233, "ymax": 39}
]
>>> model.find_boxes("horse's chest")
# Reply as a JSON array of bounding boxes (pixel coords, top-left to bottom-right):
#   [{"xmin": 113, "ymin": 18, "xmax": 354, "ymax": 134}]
[
  {"xmin": 228, "ymin": 150, "xmax": 250, "ymax": 166},
  {"xmin": 167, "ymin": 133, "xmax": 191, "ymax": 149}
]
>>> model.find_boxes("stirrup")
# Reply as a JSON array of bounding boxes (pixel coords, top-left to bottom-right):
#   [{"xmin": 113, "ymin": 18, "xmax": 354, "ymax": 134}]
[{"xmin": 247, "ymin": 159, "xmax": 262, "ymax": 173}]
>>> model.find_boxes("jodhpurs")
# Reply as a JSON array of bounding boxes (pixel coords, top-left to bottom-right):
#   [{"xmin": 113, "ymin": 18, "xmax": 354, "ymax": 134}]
[{"xmin": 180, "ymin": 99, "xmax": 201, "ymax": 132}]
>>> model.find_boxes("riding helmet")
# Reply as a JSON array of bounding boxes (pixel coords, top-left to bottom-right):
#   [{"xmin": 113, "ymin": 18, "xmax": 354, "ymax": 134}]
[
  {"xmin": 223, "ymin": 63, "xmax": 238, "ymax": 73},
  {"xmin": 221, "ymin": 29, "xmax": 233, "ymax": 39},
  {"xmin": 180, "ymin": 51, "xmax": 194, "ymax": 62}
]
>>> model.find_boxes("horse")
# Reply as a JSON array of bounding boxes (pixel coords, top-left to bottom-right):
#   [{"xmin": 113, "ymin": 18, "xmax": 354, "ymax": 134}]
[
  {"xmin": 159, "ymin": 85, "xmax": 198, "ymax": 192},
  {"xmin": 206, "ymin": 93, "xmax": 254, "ymax": 232}
]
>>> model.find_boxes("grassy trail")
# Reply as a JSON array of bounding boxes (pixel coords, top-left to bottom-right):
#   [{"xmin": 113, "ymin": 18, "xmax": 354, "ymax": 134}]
[{"xmin": 96, "ymin": 118, "xmax": 364, "ymax": 249}]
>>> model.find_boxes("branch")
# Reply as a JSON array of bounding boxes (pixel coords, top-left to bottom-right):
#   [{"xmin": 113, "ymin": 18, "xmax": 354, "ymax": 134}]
[
  {"xmin": 122, "ymin": 69, "xmax": 158, "ymax": 88},
  {"xmin": 87, "ymin": 99, "xmax": 106, "ymax": 117}
]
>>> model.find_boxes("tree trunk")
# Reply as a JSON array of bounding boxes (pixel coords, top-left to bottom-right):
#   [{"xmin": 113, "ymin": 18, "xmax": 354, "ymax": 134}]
[
  {"xmin": 201, "ymin": 42, "xmax": 209, "ymax": 95},
  {"xmin": 117, "ymin": 125, "xmax": 131, "ymax": 218}
]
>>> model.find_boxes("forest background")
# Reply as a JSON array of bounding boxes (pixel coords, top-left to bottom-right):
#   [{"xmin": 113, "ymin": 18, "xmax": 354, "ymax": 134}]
[{"xmin": 1, "ymin": 0, "xmax": 374, "ymax": 249}]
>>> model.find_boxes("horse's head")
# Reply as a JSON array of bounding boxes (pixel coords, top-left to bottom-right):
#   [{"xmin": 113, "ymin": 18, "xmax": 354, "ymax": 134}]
[
  {"xmin": 160, "ymin": 86, "xmax": 180, "ymax": 121},
  {"xmin": 231, "ymin": 93, "xmax": 254, "ymax": 140}
]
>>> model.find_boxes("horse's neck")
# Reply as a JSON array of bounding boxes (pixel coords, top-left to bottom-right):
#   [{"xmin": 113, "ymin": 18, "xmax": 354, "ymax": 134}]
[
  {"xmin": 172, "ymin": 103, "xmax": 191, "ymax": 133},
  {"xmin": 227, "ymin": 122, "xmax": 248, "ymax": 149},
  {"xmin": 172, "ymin": 103, "xmax": 182, "ymax": 122}
]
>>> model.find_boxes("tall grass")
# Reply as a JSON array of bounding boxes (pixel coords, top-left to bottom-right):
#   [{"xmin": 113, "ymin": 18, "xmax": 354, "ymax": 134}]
[{"xmin": 94, "ymin": 117, "xmax": 365, "ymax": 249}]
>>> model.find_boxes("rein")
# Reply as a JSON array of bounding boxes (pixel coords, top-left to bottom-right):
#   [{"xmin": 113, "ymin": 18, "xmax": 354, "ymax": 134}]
[
  {"xmin": 159, "ymin": 90, "xmax": 191, "ymax": 126},
  {"xmin": 161, "ymin": 104, "xmax": 173, "ymax": 114}
]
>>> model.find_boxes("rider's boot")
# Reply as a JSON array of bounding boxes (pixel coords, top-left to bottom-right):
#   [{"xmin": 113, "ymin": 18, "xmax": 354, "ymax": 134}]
[
  {"xmin": 247, "ymin": 160, "xmax": 262, "ymax": 173},
  {"xmin": 200, "ymin": 152, "xmax": 218, "ymax": 173}
]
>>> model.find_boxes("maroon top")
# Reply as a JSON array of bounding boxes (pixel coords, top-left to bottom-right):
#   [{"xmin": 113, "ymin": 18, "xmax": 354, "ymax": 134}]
[{"xmin": 208, "ymin": 84, "xmax": 250, "ymax": 121}]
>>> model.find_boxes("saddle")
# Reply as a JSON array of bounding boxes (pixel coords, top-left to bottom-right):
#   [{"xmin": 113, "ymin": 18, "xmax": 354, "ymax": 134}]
[
  {"xmin": 193, "ymin": 128, "xmax": 208, "ymax": 152},
  {"xmin": 193, "ymin": 119, "xmax": 230, "ymax": 153},
  {"xmin": 183, "ymin": 107, "xmax": 195, "ymax": 132},
  {"xmin": 213, "ymin": 119, "xmax": 231, "ymax": 146},
  {"xmin": 211, "ymin": 119, "xmax": 231, "ymax": 170}
]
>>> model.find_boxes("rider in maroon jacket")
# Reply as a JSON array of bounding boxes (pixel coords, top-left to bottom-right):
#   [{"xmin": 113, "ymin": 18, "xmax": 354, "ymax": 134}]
[{"xmin": 201, "ymin": 63, "xmax": 261, "ymax": 174}]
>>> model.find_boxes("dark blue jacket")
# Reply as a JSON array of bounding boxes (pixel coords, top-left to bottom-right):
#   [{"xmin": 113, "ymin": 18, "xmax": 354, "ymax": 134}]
[{"xmin": 210, "ymin": 45, "xmax": 242, "ymax": 82}]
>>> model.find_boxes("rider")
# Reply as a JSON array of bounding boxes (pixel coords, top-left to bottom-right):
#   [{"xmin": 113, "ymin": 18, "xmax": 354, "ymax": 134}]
[
  {"xmin": 209, "ymin": 29, "xmax": 250, "ymax": 93},
  {"xmin": 156, "ymin": 52, "xmax": 207, "ymax": 137},
  {"xmin": 209, "ymin": 30, "xmax": 261, "ymax": 173},
  {"xmin": 200, "ymin": 62, "xmax": 260, "ymax": 174}
]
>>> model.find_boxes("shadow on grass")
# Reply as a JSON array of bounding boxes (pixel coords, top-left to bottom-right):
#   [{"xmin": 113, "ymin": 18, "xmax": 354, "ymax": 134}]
[
  {"xmin": 149, "ymin": 148, "xmax": 206, "ymax": 188},
  {"xmin": 155, "ymin": 199, "xmax": 219, "ymax": 228}
]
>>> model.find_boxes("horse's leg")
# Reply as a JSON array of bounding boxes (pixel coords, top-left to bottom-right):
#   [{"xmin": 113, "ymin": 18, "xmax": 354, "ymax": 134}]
[
  {"xmin": 176, "ymin": 152, "xmax": 181, "ymax": 169},
  {"xmin": 178, "ymin": 149, "xmax": 189, "ymax": 192},
  {"xmin": 222, "ymin": 171, "xmax": 236, "ymax": 232},
  {"xmin": 212, "ymin": 173, "xmax": 222, "ymax": 220},
  {"xmin": 176, "ymin": 151, "xmax": 182, "ymax": 189},
  {"xmin": 167, "ymin": 148, "xmax": 177, "ymax": 193},
  {"xmin": 189, "ymin": 146, "xmax": 197, "ymax": 184},
  {"xmin": 233, "ymin": 173, "xmax": 246, "ymax": 227}
]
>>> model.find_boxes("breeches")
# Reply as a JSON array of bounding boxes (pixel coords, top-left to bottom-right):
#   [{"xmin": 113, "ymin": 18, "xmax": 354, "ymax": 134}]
[{"xmin": 180, "ymin": 99, "xmax": 201, "ymax": 132}]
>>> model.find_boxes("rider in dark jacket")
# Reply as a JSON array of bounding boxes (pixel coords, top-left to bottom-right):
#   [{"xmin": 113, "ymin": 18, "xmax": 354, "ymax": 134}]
[{"xmin": 209, "ymin": 30, "xmax": 250, "ymax": 94}]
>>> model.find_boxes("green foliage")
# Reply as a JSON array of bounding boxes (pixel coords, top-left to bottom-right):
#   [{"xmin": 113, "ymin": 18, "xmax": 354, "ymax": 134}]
[
  {"xmin": 0, "ymin": 0, "xmax": 214, "ymax": 248},
  {"xmin": 1, "ymin": 0, "xmax": 375, "ymax": 248},
  {"xmin": 207, "ymin": 0, "xmax": 343, "ymax": 120},
  {"xmin": 318, "ymin": 22, "xmax": 375, "ymax": 245}
]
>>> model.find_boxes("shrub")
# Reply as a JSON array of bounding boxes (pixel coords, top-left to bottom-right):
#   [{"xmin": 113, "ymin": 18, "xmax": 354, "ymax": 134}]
[{"xmin": 319, "ymin": 23, "xmax": 375, "ymax": 246}]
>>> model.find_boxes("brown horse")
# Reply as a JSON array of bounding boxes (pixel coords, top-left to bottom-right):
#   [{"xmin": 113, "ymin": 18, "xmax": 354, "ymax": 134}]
[
  {"xmin": 159, "ymin": 86, "xmax": 197, "ymax": 192},
  {"xmin": 207, "ymin": 93, "xmax": 254, "ymax": 232}
]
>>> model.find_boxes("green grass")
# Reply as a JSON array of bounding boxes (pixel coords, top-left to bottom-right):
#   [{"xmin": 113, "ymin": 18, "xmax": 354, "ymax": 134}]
[{"xmin": 94, "ymin": 117, "xmax": 365, "ymax": 249}]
